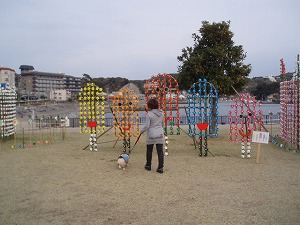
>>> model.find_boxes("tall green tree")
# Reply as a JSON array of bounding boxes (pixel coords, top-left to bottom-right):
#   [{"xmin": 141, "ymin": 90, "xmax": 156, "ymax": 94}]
[
  {"xmin": 177, "ymin": 21, "xmax": 251, "ymax": 95},
  {"xmin": 251, "ymin": 82, "xmax": 280, "ymax": 100},
  {"xmin": 81, "ymin": 73, "xmax": 94, "ymax": 88},
  {"xmin": 82, "ymin": 73, "xmax": 93, "ymax": 82}
]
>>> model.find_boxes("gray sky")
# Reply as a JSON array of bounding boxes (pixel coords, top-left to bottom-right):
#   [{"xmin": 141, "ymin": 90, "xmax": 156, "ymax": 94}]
[{"xmin": 1, "ymin": 0, "xmax": 299, "ymax": 80}]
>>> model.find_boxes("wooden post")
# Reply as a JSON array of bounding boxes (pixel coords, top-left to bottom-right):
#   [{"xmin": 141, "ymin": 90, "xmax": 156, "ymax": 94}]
[
  {"xmin": 22, "ymin": 128, "xmax": 25, "ymax": 149},
  {"xmin": 256, "ymin": 143, "xmax": 261, "ymax": 164},
  {"xmin": 63, "ymin": 125, "xmax": 66, "ymax": 141},
  {"xmin": 29, "ymin": 126, "xmax": 32, "ymax": 148},
  {"xmin": 14, "ymin": 131, "xmax": 16, "ymax": 147},
  {"xmin": 41, "ymin": 121, "xmax": 44, "ymax": 143},
  {"xmin": 52, "ymin": 126, "xmax": 55, "ymax": 143}
]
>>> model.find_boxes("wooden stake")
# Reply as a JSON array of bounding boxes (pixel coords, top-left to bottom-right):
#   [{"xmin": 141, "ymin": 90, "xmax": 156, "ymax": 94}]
[
  {"xmin": 22, "ymin": 128, "xmax": 25, "ymax": 149},
  {"xmin": 256, "ymin": 143, "xmax": 261, "ymax": 164},
  {"xmin": 29, "ymin": 125, "xmax": 32, "ymax": 146},
  {"xmin": 14, "ymin": 131, "xmax": 16, "ymax": 147}
]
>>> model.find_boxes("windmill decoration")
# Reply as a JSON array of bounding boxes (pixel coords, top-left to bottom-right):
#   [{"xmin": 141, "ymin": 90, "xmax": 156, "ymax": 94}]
[
  {"xmin": 280, "ymin": 58, "xmax": 287, "ymax": 81},
  {"xmin": 278, "ymin": 55, "xmax": 300, "ymax": 152},
  {"xmin": 229, "ymin": 93, "xmax": 263, "ymax": 158},
  {"xmin": 0, "ymin": 83, "xmax": 17, "ymax": 140},
  {"xmin": 144, "ymin": 73, "xmax": 180, "ymax": 156},
  {"xmin": 112, "ymin": 89, "xmax": 140, "ymax": 154},
  {"xmin": 186, "ymin": 79, "xmax": 219, "ymax": 157},
  {"xmin": 79, "ymin": 83, "xmax": 106, "ymax": 151}
]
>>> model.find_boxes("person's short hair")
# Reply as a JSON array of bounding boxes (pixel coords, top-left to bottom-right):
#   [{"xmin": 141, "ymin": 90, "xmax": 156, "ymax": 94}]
[{"xmin": 147, "ymin": 98, "xmax": 159, "ymax": 109}]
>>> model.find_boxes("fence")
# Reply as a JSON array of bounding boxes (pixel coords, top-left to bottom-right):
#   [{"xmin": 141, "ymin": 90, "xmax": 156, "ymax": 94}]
[{"xmin": 65, "ymin": 114, "xmax": 280, "ymax": 128}]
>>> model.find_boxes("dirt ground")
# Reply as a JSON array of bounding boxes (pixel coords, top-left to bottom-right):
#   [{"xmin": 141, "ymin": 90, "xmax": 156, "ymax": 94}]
[{"xmin": 0, "ymin": 120, "xmax": 299, "ymax": 224}]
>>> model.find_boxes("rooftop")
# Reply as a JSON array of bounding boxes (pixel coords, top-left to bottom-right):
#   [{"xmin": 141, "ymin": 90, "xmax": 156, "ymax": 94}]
[{"xmin": 0, "ymin": 67, "xmax": 15, "ymax": 72}]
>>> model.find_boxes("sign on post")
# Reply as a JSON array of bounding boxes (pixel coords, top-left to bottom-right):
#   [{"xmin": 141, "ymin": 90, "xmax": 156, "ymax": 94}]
[
  {"xmin": 252, "ymin": 131, "xmax": 270, "ymax": 163},
  {"xmin": 252, "ymin": 131, "xmax": 269, "ymax": 144}
]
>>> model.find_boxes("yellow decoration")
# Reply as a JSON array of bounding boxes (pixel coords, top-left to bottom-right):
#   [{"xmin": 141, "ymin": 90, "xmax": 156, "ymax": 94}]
[{"xmin": 79, "ymin": 82, "xmax": 106, "ymax": 134}]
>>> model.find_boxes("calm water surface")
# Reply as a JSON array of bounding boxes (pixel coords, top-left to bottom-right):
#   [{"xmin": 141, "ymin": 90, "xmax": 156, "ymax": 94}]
[{"xmin": 106, "ymin": 102, "xmax": 280, "ymax": 118}]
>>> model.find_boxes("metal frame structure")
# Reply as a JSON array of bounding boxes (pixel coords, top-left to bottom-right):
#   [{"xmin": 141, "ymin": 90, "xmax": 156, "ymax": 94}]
[
  {"xmin": 144, "ymin": 73, "xmax": 180, "ymax": 155},
  {"xmin": 79, "ymin": 83, "xmax": 106, "ymax": 151},
  {"xmin": 111, "ymin": 89, "xmax": 140, "ymax": 154},
  {"xmin": 186, "ymin": 78, "xmax": 219, "ymax": 156}
]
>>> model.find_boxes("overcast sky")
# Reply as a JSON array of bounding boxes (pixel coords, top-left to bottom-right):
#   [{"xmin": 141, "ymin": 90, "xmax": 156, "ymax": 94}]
[{"xmin": 1, "ymin": 0, "xmax": 299, "ymax": 80}]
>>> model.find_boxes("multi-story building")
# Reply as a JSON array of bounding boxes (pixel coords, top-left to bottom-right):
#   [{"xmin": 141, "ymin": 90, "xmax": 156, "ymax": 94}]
[
  {"xmin": 49, "ymin": 89, "xmax": 71, "ymax": 101},
  {"xmin": 0, "ymin": 67, "xmax": 16, "ymax": 88},
  {"xmin": 19, "ymin": 65, "xmax": 81, "ymax": 98},
  {"xmin": 64, "ymin": 75, "xmax": 82, "ymax": 96}
]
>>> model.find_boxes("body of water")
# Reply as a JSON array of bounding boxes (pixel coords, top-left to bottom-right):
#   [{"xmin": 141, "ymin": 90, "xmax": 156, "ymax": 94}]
[
  {"xmin": 67, "ymin": 102, "xmax": 280, "ymax": 127},
  {"xmin": 105, "ymin": 102, "xmax": 280, "ymax": 118}
]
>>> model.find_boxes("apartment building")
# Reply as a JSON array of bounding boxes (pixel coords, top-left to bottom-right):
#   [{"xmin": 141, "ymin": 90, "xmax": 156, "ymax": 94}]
[
  {"xmin": 0, "ymin": 67, "xmax": 15, "ymax": 87},
  {"xmin": 19, "ymin": 65, "xmax": 81, "ymax": 98},
  {"xmin": 49, "ymin": 89, "xmax": 71, "ymax": 101},
  {"xmin": 64, "ymin": 75, "xmax": 82, "ymax": 95}
]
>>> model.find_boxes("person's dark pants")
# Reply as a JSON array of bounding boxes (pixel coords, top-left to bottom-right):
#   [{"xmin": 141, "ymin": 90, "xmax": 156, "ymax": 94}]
[{"xmin": 146, "ymin": 144, "xmax": 164, "ymax": 169}]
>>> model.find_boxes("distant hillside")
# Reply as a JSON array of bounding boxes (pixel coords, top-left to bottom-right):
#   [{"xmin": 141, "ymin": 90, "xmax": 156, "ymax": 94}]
[
  {"xmin": 86, "ymin": 77, "xmax": 147, "ymax": 93},
  {"xmin": 90, "ymin": 73, "xmax": 178, "ymax": 93}
]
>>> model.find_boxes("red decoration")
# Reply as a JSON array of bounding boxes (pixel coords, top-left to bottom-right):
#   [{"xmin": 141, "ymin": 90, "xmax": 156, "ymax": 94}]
[
  {"xmin": 165, "ymin": 117, "xmax": 172, "ymax": 123},
  {"xmin": 238, "ymin": 129, "xmax": 251, "ymax": 137},
  {"xmin": 87, "ymin": 121, "xmax": 97, "ymax": 128},
  {"xmin": 123, "ymin": 125, "xmax": 132, "ymax": 131},
  {"xmin": 197, "ymin": 123, "xmax": 208, "ymax": 130}
]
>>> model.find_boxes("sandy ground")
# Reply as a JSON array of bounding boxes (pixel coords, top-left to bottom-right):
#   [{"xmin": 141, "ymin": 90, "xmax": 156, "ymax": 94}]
[{"xmin": 0, "ymin": 122, "xmax": 299, "ymax": 225}]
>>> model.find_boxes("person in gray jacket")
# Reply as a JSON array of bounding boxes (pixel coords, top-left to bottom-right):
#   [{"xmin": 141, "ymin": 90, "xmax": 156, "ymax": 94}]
[{"xmin": 140, "ymin": 98, "xmax": 165, "ymax": 173}]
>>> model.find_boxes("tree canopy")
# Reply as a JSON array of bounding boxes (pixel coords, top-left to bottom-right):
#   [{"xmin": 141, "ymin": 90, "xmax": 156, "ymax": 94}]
[
  {"xmin": 177, "ymin": 21, "xmax": 251, "ymax": 95},
  {"xmin": 246, "ymin": 77, "xmax": 280, "ymax": 101}
]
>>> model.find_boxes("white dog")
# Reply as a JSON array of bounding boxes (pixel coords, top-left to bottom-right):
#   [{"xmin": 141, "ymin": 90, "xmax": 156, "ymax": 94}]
[{"xmin": 117, "ymin": 153, "xmax": 129, "ymax": 170}]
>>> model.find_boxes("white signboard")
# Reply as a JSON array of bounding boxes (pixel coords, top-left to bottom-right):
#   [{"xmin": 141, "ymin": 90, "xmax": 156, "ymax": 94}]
[{"xmin": 252, "ymin": 131, "xmax": 269, "ymax": 144}]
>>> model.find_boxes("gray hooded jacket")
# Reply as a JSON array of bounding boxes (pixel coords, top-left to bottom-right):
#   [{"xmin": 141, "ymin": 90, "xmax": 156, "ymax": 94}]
[{"xmin": 140, "ymin": 109, "xmax": 165, "ymax": 145}]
